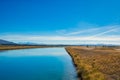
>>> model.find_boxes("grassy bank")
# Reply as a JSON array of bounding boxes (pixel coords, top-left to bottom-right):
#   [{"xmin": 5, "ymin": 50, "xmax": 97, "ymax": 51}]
[
  {"xmin": 65, "ymin": 46, "xmax": 120, "ymax": 80},
  {"xmin": 0, "ymin": 45, "xmax": 61, "ymax": 50}
]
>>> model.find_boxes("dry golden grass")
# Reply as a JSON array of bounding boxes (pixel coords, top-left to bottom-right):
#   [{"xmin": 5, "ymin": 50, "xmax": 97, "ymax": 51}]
[
  {"xmin": 0, "ymin": 45, "xmax": 48, "ymax": 50},
  {"xmin": 66, "ymin": 46, "xmax": 120, "ymax": 80}
]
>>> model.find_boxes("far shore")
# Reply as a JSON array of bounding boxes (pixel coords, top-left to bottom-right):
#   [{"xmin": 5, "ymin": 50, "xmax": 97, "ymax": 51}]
[
  {"xmin": 0, "ymin": 45, "xmax": 120, "ymax": 51},
  {"xmin": 0, "ymin": 45, "xmax": 68, "ymax": 50}
]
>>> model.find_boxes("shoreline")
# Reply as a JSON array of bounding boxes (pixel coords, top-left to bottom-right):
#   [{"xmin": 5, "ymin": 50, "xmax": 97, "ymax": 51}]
[
  {"xmin": 0, "ymin": 45, "xmax": 48, "ymax": 50},
  {"xmin": 65, "ymin": 47, "xmax": 82, "ymax": 80},
  {"xmin": 65, "ymin": 48, "xmax": 83, "ymax": 80},
  {"xmin": 0, "ymin": 45, "xmax": 67, "ymax": 50},
  {"xmin": 0, "ymin": 45, "xmax": 119, "ymax": 51}
]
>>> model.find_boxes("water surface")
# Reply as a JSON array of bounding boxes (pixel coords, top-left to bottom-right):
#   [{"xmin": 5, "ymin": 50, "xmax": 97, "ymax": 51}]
[{"xmin": 0, "ymin": 48, "xmax": 77, "ymax": 80}]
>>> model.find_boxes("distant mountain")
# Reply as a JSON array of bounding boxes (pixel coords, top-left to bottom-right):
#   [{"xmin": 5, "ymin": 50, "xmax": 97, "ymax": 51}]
[
  {"xmin": 17, "ymin": 42, "xmax": 45, "ymax": 45},
  {"xmin": 18, "ymin": 42, "xmax": 37, "ymax": 45},
  {"xmin": 0, "ymin": 39, "xmax": 16, "ymax": 45}
]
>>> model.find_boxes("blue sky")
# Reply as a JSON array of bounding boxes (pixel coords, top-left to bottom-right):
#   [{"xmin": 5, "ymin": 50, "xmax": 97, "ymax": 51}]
[{"xmin": 0, "ymin": 0, "xmax": 120, "ymax": 44}]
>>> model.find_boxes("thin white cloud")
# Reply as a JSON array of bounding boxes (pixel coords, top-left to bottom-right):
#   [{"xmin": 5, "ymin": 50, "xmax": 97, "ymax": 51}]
[
  {"xmin": 0, "ymin": 35, "xmax": 120, "ymax": 45},
  {"xmin": 88, "ymin": 27, "xmax": 120, "ymax": 39},
  {"xmin": 1, "ymin": 34, "xmax": 120, "ymax": 41},
  {"xmin": 56, "ymin": 29, "xmax": 66, "ymax": 35},
  {"xmin": 66, "ymin": 27, "xmax": 100, "ymax": 35},
  {"xmin": 57, "ymin": 24, "xmax": 118, "ymax": 36},
  {"xmin": 0, "ymin": 24, "xmax": 120, "ymax": 45}
]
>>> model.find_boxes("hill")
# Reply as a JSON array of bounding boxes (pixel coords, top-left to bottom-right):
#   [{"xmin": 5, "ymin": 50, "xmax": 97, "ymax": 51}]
[{"xmin": 0, "ymin": 39, "xmax": 16, "ymax": 45}]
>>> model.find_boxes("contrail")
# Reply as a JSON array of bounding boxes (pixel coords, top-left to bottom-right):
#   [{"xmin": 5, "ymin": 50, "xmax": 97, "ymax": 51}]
[
  {"xmin": 65, "ymin": 26, "xmax": 116, "ymax": 36},
  {"xmin": 66, "ymin": 27, "xmax": 100, "ymax": 35},
  {"xmin": 88, "ymin": 27, "xmax": 119, "ymax": 39}
]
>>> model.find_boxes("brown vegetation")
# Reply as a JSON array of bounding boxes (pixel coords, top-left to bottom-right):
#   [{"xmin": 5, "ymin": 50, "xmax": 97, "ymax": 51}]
[
  {"xmin": 0, "ymin": 45, "xmax": 50, "ymax": 50},
  {"xmin": 66, "ymin": 46, "xmax": 120, "ymax": 80}
]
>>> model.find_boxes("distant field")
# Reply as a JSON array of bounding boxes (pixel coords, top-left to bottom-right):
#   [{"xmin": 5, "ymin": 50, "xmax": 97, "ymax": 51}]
[
  {"xmin": 66, "ymin": 46, "xmax": 120, "ymax": 80},
  {"xmin": 0, "ymin": 45, "xmax": 47, "ymax": 50},
  {"xmin": 0, "ymin": 45, "xmax": 70, "ymax": 50},
  {"xmin": 0, "ymin": 45, "xmax": 62, "ymax": 50}
]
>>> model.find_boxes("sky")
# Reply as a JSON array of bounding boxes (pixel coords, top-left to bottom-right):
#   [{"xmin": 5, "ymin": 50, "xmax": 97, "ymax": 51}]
[{"xmin": 0, "ymin": 0, "xmax": 120, "ymax": 44}]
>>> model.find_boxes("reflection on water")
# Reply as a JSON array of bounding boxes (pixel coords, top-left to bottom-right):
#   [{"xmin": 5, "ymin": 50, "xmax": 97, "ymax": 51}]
[
  {"xmin": 0, "ymin": 48, "xmax": 67, "ymax": 57},
  {"xmin": 0, "ymin": 48, "xmax": 77, "ymax": 80}
]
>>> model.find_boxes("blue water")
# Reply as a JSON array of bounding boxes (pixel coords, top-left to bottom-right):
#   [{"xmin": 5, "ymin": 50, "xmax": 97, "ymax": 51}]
[{"xmin": 0, "ymin": 48, "xmax": 77, "ymax": 80}]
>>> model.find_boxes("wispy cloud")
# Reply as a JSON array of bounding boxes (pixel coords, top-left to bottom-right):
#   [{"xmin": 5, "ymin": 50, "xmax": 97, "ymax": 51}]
[
  {"xmin": 88, "ymin": 26, "xmax": 120, "ymax": 39},
  {"xmin": 66, "ymin": 27, "xmax": 101, "ymax": 35},
  {"xmin": 0, "ymin": 24, "xmax": 120, "ymax": 45},
  {"xmin": 56, "ymin": 24, "xmax": 118, "ymax": 36},
  {"xmin": 1, "ymin": 34, "xmax": 120, "ymax": 41}
]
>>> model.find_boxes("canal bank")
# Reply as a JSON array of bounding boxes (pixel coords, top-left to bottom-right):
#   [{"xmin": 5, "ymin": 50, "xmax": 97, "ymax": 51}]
[
  {"xmin": 65, "ymin": 47, "xmax": 82, "ymax": 80},
  {"xmin": 65, "ymin": 47, "xmax": 105, "ymax": 80}
]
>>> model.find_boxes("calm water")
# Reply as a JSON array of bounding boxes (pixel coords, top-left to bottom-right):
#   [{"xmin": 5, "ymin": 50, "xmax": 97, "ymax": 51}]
[{"xmin": 0, "ymin": 48, "xmax": 77, "ymax": 80}]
